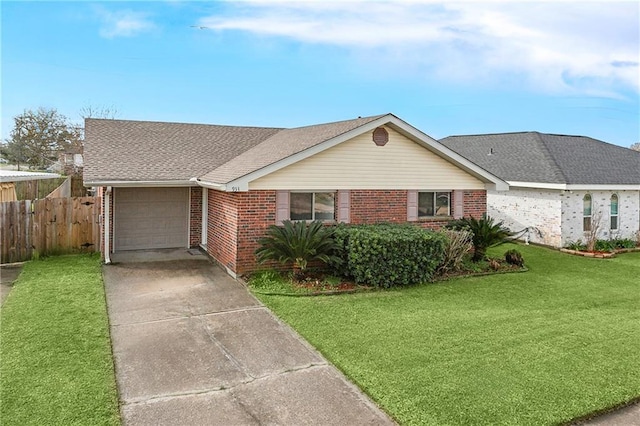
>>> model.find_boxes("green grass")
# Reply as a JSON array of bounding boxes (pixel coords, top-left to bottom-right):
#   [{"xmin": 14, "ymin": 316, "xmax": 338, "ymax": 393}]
[
  {"xmin": 253, "ymin": 244, "xmax": 640, "ymax": 425},
  {"xmin": 1, "ymin": 255, "xmax": 120, "ymax": 426}
]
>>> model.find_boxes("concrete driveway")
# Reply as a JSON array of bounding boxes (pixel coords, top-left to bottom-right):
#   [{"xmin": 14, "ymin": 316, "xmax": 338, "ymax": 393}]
[{"xmin": 103, "ymin": 253, "xmax": 394, "ymax": 425}]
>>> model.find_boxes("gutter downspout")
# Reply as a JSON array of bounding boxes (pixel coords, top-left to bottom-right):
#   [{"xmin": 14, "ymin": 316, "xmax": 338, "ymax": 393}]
[
  {"xmin": 190, "ymin": 177, "xmax": 227, "ymax": 191},
  {"xmin": 104, "ymin": 186, "xmax": 112, "ymax": 264}
]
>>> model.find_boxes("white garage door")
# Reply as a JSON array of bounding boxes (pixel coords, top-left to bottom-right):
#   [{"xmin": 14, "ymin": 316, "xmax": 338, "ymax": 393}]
[{"xmin": 114, "ymin": 187, "xmax": 189, "ymax": 251}]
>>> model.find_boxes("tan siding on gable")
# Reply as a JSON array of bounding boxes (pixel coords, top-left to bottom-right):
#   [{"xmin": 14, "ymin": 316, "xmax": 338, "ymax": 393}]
[{"xmin": 249, "ymin": 127, "xmax": 485, "ymax": 190}]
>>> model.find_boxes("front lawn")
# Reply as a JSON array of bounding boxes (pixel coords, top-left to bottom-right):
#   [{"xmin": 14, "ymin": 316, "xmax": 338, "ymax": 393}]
[
  {"xmin": 253, "ymin": 244, "xmax": 640, "ymax": 425},
  {"xmin": 1, "ymin": 255, "xmax": 120, "ymax": 425}
]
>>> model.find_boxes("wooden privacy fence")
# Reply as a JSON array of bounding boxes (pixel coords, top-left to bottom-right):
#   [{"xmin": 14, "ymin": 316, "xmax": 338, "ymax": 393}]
[{"xmin": 1, "ymin": 197, "xmax": 100, "ymax": 263}]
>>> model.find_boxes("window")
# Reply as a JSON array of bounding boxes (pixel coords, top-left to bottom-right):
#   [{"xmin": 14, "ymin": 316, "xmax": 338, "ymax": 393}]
[
  {"xmin": 418, "ymin": 192, "xmax": 451, "ymax": 217},
  {"xmin": 290, "ymin": 192, "xmax": 335, "ymax": 221},
  {"xmin": 583, "ymin": 194, "xmax": 592, "ymax": 231},
  {"xmin": 610, "ymin": 194, "xmax": 618, "ymax": 230}
]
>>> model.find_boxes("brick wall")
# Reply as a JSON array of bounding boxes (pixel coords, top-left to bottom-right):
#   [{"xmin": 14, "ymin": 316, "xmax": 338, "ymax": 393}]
[
  {"xmin": 350, "ymin": 190, "xmax": 407, "ymax": 224},
  {"xmin": 229, "ymin": 189, "xmax": 487, "ymax": 275},
  {"xmin": 462, "ymin": 190, "xmax": 487, "ymax": 219},
  {"xmin": 236, "ymin": 190, "xmax": 277, "ymax": 274},
  {"xmin": 488, "ymin": 188, "xmax": 562, "ymax": 247},
  {"xmin": 561, "ymin": 190, "xmax": 640, "ymax": 246},
  {"xmin": 206, "ymin": 189, "xmax": 239, "ymax": 273},
  {"xmin": 189, "ymin": 187, "xmax": 202, "ymax": 247},
  {"xmin": 98, "ymin": 186, "xmax": 114, "ymax": 257}
]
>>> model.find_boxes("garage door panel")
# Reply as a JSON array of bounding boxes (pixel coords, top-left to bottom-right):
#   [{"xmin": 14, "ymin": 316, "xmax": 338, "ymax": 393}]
[{"xmin": 115, "ymin": 187, "xmax": 189, "ymax": 251}]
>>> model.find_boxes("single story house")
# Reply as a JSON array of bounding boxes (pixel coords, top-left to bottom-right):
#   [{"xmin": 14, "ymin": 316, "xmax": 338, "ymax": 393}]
[
  {"xmin": 84, "ymin": 113, "xmax": 507, "ymax": 276},
  {"xmin": 440, "ymin": 132, "xmax": 640, "ymax": 247}
]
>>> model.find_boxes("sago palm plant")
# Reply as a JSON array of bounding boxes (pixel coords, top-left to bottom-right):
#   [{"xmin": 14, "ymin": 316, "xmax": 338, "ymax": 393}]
[
  {"xmin": 446, "ymin": 216, "xmax": 512, "ymax": 261},
  {"xmin": 255, "ymin": 220, "xmax": 338, "ymax": 277}
]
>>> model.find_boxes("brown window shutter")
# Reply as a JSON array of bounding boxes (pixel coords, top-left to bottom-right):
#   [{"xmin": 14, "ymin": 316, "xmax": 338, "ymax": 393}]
[
  {"xmin": 453, "ymin": 190, "xmax": 464, "ymax": 219},
  {"xmin": 337, "ymin": 190, "xmax": 350, "ymax": 223},
  {"xmin": 275, "ymin": 191, "xmax": 289, "ymax": 225},
  {"xmin": 407, "ymin": 190, "xmax": 418, "ymax": 221}
]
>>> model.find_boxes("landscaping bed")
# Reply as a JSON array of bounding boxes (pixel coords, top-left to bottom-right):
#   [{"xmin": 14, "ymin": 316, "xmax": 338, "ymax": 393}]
[
  {"xmin": 247, "ymin": 256, "xmax": 527, "ymax": 296},
  {"xmin": 562, "ymin": 237, "xmax": 640, "ymax": 258},
  {"xmin": 561, "ymin": 247, "xmax": 640, "ymax": 258}
]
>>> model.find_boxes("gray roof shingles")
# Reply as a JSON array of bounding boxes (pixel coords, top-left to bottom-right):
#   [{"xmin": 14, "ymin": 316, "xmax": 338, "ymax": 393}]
[
  {"xmin": 440, "ymin": 132, "xmax": 640, "ymax": 185},
  {"xmin": 84, "ymin": 119, "xmax": 282, "ymax": 182},
  {"xmin": 84, "ymin": 115, "xmax": 386, "ymax": 184}
]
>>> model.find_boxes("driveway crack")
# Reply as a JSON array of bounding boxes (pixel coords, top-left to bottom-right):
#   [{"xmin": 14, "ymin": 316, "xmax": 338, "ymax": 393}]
[{"xmin": 198, "ymin": 316, "xmax": 255, "ymax": 380}]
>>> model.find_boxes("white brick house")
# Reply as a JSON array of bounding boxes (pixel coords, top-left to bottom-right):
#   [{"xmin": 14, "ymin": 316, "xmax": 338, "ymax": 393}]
[{"xmin": 441, "ymin": 132, "xmax": 640, "ymax": 247}]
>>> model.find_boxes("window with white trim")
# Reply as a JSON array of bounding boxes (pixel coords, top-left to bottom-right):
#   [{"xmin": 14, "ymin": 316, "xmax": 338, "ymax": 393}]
[
  {"xmin": 610, "ymin": 194, "xmax": 618, "ymax": 230},
  {"xmin": 418, "ymin": 192, "xmax": 451, "ymax": 217},
  {"xmin": 290, "ymin": 192, "xmax": 335, "ymax": 221},
  {"xmin": 583, "ymin": 194, "xmax": 592, "ymax": 231}
]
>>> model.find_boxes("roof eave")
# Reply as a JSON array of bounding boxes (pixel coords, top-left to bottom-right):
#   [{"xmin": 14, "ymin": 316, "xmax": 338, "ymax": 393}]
[
  {"xmin": 83, "ymin": 179, "xmax": 197, "ymax": 187},
  {"xmin": 566, "ymin": 184, "xmax": 640, "ymax": 191},
  {"xmin": 506, "ymin": 181, "xmax": 640, "ymax": 191}
]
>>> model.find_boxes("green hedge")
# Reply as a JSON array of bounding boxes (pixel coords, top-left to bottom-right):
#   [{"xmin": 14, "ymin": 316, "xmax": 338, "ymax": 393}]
[{"xmin": 330, "ymin": 223, "xmax": 447, "ymax": 287}]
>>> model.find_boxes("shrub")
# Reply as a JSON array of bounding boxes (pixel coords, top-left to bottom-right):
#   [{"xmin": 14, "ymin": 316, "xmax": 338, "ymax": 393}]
[
  {"xmin": 565, "ymin": 240, "xmax": 586, "ymax": 251},
  {"xmin": 569, "ymin": 238, "xmax": 637, "ymax": 253},
  {"xmin": 594, "ymin": 239, "xmax": 616, "ymax": 252},
  {"xmin": 611, "ymin": 238, "xmax": 637, "ymax": 249},
  {"xmin": 504, "ymin": 249, "xmax": 525, "ymax": 267},
  {"xmin": 255, "ymin": 220, "xmax": 339, "ymax": 277},
  {"xmin": 446, "ymin": 216, "xmax": 512, "ymax": 261},
  {"xmin": 436, "ymin": 229, "xmax": 473, "ymax": 275},
  {"xmin": 330, "ymin": 223, "xmax": 446, "ymax": 288}
]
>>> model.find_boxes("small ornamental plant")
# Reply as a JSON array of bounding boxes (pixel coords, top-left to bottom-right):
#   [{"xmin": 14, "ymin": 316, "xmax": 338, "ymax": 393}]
[
  {"xmin": 255, "ymin": 220, "xmax": 338, "ymax": 278},
  {"xmin": 446, "ymin": 216, "xmax": 512, "ymax": 261},
  {"xmin": 504, "ymin": 249, "xmax": 525, "ymax": 267}
]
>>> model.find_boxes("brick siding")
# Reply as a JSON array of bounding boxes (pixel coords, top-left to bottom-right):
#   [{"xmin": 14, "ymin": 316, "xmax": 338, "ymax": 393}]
[
  {"xmin": 236, "ymin": 191, "xmax": 278, "ymax": 273},
  {"xmin": 98, "ymin": 186, "xmax": 114, "ymax": 258},
  {"xmin": 350, "ymin": 190, "xmax": 407, "ymax": 224},
  {"xmin": 462, "ymin": 190, "xmax": 486, "ymax": 219},
  {"xmin": 189, "ymin": 187, "xmax": 202, "ymax": 247},
  {"xmin": 223, "ymin": 189, "xmax": 487, "ymax": 275},
  {"xmin": 206, "ymin": 189, "xmax": 239, "ymax": 273}
]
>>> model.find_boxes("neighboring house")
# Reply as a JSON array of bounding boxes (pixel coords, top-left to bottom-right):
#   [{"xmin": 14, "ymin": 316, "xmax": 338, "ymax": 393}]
[
  {"xmin": 0, "ymin": 170, "xmax": 60, "ymax": 202},
  {"xmin": 49, "ymin": 146, "xmax": 84, "ymax": 176},
  {"xmin": 440, "ymin": 132, "xmax": 640, "ymax": 247},
  {"xmin": 84, "ymin": 113, "xmax": 507, "ymax": 276}
]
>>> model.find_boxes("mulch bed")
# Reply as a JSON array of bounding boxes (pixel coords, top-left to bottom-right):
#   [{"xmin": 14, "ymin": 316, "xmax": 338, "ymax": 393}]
[{"xmin": 560, "ymin": 247, "xmax": 640, "ymax": 258}]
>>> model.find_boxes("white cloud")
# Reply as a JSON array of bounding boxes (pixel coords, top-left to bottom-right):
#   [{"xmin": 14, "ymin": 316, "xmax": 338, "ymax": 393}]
[
  {"xmin": 198, "ymin": 1, "xmax": 639, "ymax": 96},
  {"xmin": 98, "ymin": 9, "xmax": 156, "ymax": 39}
]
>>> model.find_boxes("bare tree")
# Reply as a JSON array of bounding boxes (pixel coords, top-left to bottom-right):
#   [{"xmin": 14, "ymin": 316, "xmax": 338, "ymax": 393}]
[
  {"xmin": 630, "ymin": 142, "xmax": 640, "ymax": 152},
  {"xmin": 79, "ymin": 105, "xmax": 119, "ymax": 120},
  {"xmin": 75, "ymin": 105, "xmax": 120, "ymax": 140},
  {"xmin": 585, "ymin": 209, "xmax": 603, "ymax": 252}
]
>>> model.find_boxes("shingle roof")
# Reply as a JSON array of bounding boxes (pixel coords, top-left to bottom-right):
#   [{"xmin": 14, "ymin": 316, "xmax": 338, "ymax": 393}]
[
  {"xmin": 84, "ymin": 115, "xmax": 386, "ymax": 184},
  {"xmin": 440, "ymin": 132, "xmax": 640, "ymax": 185},
  {"xmin": 199, "ymin": 114, "xmax": 386, "ymax": 184},
  {"xmin": 84, "ymin": 119, "xmax": 281, "ymax": 182}
]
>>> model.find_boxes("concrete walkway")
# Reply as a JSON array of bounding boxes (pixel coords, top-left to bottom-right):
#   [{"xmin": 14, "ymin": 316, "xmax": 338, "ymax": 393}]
[
  {"xmin": 579, "ymin": 402, "xmax": 640, "ymax": 426},
  {"xmin": 103, "ymin": 253, "xmax": 394, "ymax": 425}
]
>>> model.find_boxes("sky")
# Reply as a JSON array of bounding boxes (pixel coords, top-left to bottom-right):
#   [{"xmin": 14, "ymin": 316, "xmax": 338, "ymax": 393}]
[{"xmin": 2, "ymin": 1, "xmax": 639, "ymax": 148}]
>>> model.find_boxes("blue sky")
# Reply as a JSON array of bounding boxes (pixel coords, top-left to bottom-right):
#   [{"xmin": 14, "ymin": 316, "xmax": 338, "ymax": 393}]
[{"xmin": 2, "ymin": 1, "xmax": 639, "ymax": 147}]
